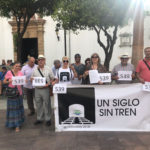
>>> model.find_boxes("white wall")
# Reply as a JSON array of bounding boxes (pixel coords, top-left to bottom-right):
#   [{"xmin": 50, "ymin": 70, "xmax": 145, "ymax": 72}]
[
  {"xmin": 43, "ymin": 17, "xmax": 133, "ymax": 70},
  {"xmin": 0, "ymin": 17, "xmax": 14, "ymax": 63},
  {"xmin": 2, "ymin": 15, "xmax": 150, "ymax": 71}
]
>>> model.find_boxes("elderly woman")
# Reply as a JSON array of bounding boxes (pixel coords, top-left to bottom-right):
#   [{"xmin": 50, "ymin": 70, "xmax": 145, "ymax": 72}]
[
  {"xmin": 55, "ymin": 56, "xmax": 77, "ymax": 84},
  {"xmin": 83, "ymin": 53, "xmax": 107, "ymax": 84},
  {"xmin": 3, "ymin": 62, "xmax": 24, "ymax": 132}
]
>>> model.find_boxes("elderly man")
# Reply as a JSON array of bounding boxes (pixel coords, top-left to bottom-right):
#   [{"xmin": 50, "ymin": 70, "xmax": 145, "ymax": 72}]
[
  {"xmin": 21, "ymin": 57, "xmax": 37, "ymax": 116},
  {"xmin": 52, "ymin": 59, "xmax": 61, "ymax": 76},
  {"xmin": 112, "ymin": 53, "xmax": 135, "ymax": 84},
  {"xmin": 32, "ymin": 55, "xmax": 56, "ymax": 126},
  {"xmin": 136, "ymin": 47, "xmax": 150, "ymax": 83}
]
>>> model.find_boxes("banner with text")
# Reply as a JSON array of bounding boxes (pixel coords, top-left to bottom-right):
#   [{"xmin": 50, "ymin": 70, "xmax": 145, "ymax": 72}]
[{"xmin": 54, "ymin": 83, "xmax": 150, "ymax": 132}]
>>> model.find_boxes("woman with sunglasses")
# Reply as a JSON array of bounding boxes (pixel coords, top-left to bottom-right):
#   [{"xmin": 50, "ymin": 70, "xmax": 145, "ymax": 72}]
[
  {"xmin": 83, "ymin": 53, "xmax": 107, "ymax": 84},
  {"xmin": 3, "ymin": 61, "xmax": 25, "ymax": 132},
  {"xmin": 55, "ymin": 56, "xmax": 77, "ymax": 84}
]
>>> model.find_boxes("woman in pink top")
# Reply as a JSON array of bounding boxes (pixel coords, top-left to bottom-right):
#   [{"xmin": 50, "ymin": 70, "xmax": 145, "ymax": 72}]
[{"xmin": 3, "ymin": 62, "xmax": 24, "ymax": 132}]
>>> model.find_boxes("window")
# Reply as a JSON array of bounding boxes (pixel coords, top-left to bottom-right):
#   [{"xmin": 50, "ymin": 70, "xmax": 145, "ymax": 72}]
[{"xmin": 119, "ymin": 33, "xmax": 132, "ymax": 47}]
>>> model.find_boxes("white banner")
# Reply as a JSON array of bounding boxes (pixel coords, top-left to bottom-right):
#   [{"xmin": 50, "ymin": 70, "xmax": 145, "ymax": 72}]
[{"xmin": 54, "ymin": 83, "xmax": 150, "ymax": 132}]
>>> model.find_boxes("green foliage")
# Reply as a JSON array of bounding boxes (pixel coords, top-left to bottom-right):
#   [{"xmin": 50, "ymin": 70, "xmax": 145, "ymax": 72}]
[
  {"xmin": 0, "ymin": 0, "xmax": 59, "ymax": 62},
  {"xmin": 53, "ymin": 0, "xmax": 134, "ymax": 70},
  {"xmin": 53, "ymin": 0, "xmax": 133, "ymax": 30},
  {"xmin": 0, "ymin": 0, "xmax": 58, "ymax": 18}
]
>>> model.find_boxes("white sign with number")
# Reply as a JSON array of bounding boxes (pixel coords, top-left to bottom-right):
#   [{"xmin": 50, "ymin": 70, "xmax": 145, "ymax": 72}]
[
  {"xmin": 53, "ymin": 84, "xmax": 67, "ymax": 94},
  {"xmin": 12, "ymin": 76, "xmax": 26, "ymax": 85},
  {"xmin": 143, "ymin": 82, "xmax": 150, "ymax": 92},
  {"xmin": 99, "ymin": 73, "xmax": 111, "ymax": 83},
  {"xmin": 32, "ymin": 77, "xmax": 46, "ymax": 86},
  {"xmin": 118, "ymin": 71, "xmax": 132, "ymax": 81}
]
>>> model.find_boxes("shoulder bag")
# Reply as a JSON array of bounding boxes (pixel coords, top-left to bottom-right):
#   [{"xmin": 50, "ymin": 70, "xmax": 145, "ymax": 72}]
[{"xmin": 5, "ymin": 71, "xmax": 19, "ymax": 98}]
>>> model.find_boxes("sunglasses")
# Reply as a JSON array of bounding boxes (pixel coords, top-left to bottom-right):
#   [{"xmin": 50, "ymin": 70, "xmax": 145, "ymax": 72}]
[
  {"xmin": 92, "ymin": 56, "xmax": 98, "ymax": 58},
  {"xmin": 121, "ymin": 58, "xmax": 128, "ymax": 60},
  {"xmin": 63, "ymin": 60, "xmax": 69, "ymax": 63}
]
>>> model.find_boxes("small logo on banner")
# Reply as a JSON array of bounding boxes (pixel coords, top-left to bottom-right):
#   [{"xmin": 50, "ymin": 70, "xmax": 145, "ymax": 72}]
[{"xmin": 58, "ymin": 88, "xmax": 95, "ymax": 125}]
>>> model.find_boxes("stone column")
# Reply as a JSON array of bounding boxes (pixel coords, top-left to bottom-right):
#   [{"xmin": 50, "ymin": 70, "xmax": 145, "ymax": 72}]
[
  {"xmin": 37, "ymin": 20, "xmax": 45, "ymax": 55},
  {"xmin": 132, "ymin": 0, "xmax": 144, "ymax": 67}
]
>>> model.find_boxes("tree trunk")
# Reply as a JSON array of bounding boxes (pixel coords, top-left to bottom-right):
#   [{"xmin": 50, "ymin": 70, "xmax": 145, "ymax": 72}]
[
  {"xmin": 16, "ymin": 35, "xmax": 23, "ymax": 63},
  {"xmin": 132, "ymin": 0, "xmax": 144, "ymax": 67},
  {"xmin": 104, "ymin": 53, "xmax": 111, "ymax": 71}
]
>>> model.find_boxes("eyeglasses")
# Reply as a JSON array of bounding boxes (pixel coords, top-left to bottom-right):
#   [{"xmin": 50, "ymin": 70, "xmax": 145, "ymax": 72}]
[
  {"xmin": 63, "ymin": 60, "xmax": 69, "ymax": 63},
  {"xmin": 92, "ymin": 56, "xmax": 98, "ymax": 58}
]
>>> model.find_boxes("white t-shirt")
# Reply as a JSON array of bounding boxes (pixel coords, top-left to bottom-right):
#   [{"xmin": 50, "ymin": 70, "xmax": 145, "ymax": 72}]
[{"xmin": 55, "ymin": 67, "xmax": 74, "ymax": 84}]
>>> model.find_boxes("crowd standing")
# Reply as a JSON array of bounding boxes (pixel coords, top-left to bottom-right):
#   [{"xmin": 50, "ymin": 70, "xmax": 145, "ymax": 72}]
[{"xmin": 0, "ymin": 47, "xmax": 150, "ymax": 132}]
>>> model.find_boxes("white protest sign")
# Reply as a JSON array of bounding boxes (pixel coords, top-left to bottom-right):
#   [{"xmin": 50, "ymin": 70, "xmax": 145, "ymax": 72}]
[
  {"xmin": 53, "ymin": 84, "xmax": 67, "ymax": 94},
  {"xmin": 32, "ymin": 77, "xmax": 46, "ymax": 86},
  {"xmin": 99, "ymin": 73, "xmax": 111, "ymax": 83},
  {"xmin": 89, "ymin": 70, "xmax": 99, "ymax": 84},
  {"xmin": 12, "ymin": 76, "xmax": 26, "ymax": 85},
  {"xmin": 118, "ymin": 71, "xmax": 132, "ymax": 81},
  {"xmin": 143, "ymin": 82, "xmax": 150, "ymax": 92}
]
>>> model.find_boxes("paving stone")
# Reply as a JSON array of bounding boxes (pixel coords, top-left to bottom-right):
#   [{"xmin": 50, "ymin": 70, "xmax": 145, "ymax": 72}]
[{"xmin": 1, "ymin": 109, "xmax": 150, "ymax": 150}]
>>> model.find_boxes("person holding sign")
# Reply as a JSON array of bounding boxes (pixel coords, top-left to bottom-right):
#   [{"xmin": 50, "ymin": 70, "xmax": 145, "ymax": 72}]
[
  {"xmin": 21, "ymin": 57, "xmax": 37, "ymax": 116},
  {"xmin": 3, "ymin": 62, "xmax": 25, "ymax": 132},
  {"xmin": 31, "ymin": 55, "xmax": 56, "ymax": 126},
  {"xmin": 55, "ymin": 56, "xmax": 77, "ymax": 84},
  {"xmin": 83, "ymin": 53, "xmax": 107, "ymax": 84},
  {"xmin": 136, "ymin": 47, "xmax": 150, "ymax": 84},
  {"xmin": 111, "ymin": 53, "xmax": 135, "ymax": 84}
]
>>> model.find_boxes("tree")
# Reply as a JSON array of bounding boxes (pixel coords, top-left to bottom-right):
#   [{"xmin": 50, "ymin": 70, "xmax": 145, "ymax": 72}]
[
  {"xmin": 0, "ymin": 0, "xmax": 58, "ymax": 63},
  {"xmin": 53, "ymin": 0, "xmax": 134, "ymax": 70}
]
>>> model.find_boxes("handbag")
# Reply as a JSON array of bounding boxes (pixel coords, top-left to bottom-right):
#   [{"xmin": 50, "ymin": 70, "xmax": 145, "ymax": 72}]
[
  {"xmin": 5, "ymin": 70, "xmax": 19, "ymax": 98},
  {"xmin": 6, "ymin": 86, "xmax": 19, "ymax": 98}
]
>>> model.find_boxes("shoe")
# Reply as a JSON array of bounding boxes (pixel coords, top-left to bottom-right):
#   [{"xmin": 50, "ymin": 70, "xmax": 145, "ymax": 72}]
[
  {"xmin": 34, "ymin": 120, "xmax": 43, "ymax": 125},
  {"xmin": 46, "ymin": 120, "xmax": 51, "ymax": 126},
  {"xmin": 28, "ymin": 112, "xmax": 35, "ymax": 116}
]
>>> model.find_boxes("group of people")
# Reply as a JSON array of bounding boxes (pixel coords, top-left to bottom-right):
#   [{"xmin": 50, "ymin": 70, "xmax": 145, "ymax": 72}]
[{"xmin": 1, "ymin": 46, "xmax": 150, "ymax": 132}]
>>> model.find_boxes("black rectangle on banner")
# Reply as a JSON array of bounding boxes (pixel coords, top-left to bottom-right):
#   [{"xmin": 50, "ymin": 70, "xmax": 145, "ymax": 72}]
[{"xmin": 58, "ymin": 88, "xmax": 95, "ymax": 125}]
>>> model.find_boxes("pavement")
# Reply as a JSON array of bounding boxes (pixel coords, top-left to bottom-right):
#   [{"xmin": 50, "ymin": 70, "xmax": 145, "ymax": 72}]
[{"xmin": 0, "ymin": 96, "xmax": 150, "ymax": 150}]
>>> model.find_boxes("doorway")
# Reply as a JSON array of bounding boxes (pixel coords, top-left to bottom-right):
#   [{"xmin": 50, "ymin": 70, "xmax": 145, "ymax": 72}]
[{"xmin": 21, "ymin": 38, "xmax": 38, "ymax": 64}]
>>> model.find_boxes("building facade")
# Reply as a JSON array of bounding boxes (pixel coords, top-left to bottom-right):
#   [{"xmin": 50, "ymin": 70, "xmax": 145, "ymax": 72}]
[{"xmin": 0, "ymin": 15, "xmax": 149, "ymax": 70}]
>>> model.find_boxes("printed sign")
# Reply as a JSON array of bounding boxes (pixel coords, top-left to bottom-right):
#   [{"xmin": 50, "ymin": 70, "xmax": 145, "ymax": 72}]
[
  {"xmin": 143, "ymin": 82, "xmax": 150, "ymax": 92},
  {"xmin": 32, "ymin": 77, "xmax": 46, "ymax": 86},
  {"xmin": 118, "ymin": 71, "xmax": 132, "ymax": 81},
  {"xmin": 89, "ymin": 70, "xmax": 99, "ymax": 84},
  {"xmin": 53, "ymin": 84, "xmax": 67, "ymax": 94},
  {"xmin": 12, "ymin": 76, "xmax": 26, "ymax": 85},
  {"xmin": 99, "ymin": 73, "xmax": 111, "ymax": 83}
]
